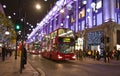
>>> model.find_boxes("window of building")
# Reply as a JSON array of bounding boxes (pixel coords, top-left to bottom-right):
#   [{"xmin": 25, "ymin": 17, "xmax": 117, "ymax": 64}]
[
  {"xmin": 82, "ymin": 0, "xmax": 87, "ymax": 5},
  {"xmin": 56, "ymin": 15, "xmax": 59, "ymax": 25},
  {"xmin": 115, "ymin": 12, "xmax": 117, "ymax": 22},
  {"xmin": 78, "ymin": 0, "xmax": 82, "ymax": 7},
  {"xmin": 81, "ymin": 20, "xmax": 85, "ymax": 30},
  {"xmin": 118, "ymin": 13, "xmax": 120, "ymax": 24},
  {"xmin": 79, "ymin": 8, "xmax": 85, "ymax": 19},
  {"xmin": 115, "ymin": 0, "xmax": 120, "ymax": 9},
  {"xmin": 51, "ymin": 20, "xmax": 54, "ymax": 31},
  {"xmin": 71, "ymin": 23, "xmax": 75, "ymax": 30},
  {"xmin": 47, "ymin": 23, "xmax": 50, "ymax": 34},
  {"xmin": 96, "ymin": 0, "xmax": 102, "ymax": 9},
  {"xmin": 97, "ymin": 12, "xmax": 102, "ymax": 25},
  {"xmin": 78, "ymin": 22, "xmax": 81, "ymax": 31},
  {"xmin": 92, "ymin": 0, "xmax": 103, "ymax": 27},
  {"xmin": 93, "ymin": 15, "xmax": 96, "ymax": 26},
  {"xmin": 115, "ymin": 11, "xmax": 120, "ymax": 24},
  {"xmin": 71, "ymin": 15, "xmax": 75, "ymax": 23},
  {"xmin": 70, "ymin": 23, "xmax": 75, "ymax": 31}
]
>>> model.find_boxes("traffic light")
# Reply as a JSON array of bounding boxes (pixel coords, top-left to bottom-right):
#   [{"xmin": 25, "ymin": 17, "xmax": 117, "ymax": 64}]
[
  {"xmin": 14, "ymin": 20, "xmax": 22, "ymax": 31},
  {"xmin": 15, "ymin": 24, "xmax": 21, "ymax": 30}
]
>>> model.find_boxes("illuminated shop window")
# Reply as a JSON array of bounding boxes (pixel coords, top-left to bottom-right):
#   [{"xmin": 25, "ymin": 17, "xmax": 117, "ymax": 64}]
[
  {"xmin": 71, "ymin": 16, "xmax": 75, "ymax": 23},
  {"xmin": 88, "ymin": 31, "xmax": 103, "ymax": 45},
  {"xmin": 78, "ymin": 8, "xmax": 85, "ymax": 19}
]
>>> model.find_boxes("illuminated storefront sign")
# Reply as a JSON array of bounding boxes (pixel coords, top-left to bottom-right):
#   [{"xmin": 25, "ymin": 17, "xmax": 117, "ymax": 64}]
[{"xmin": 63, "ymin": 38, "xmax": 70, "ymax": 42}]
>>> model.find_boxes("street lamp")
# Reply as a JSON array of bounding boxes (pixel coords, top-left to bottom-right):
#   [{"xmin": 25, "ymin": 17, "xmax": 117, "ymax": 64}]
[
  {"xmin": 5, "ymin": 31, "xmax": 10, "ymax": 35},
  {"xmin": 19, "ymin": 2, "xmax": 41, "ymax": 74},
  {"xmin": 35, "ymin": 3, "xmax": 41, "ymax": 10}
]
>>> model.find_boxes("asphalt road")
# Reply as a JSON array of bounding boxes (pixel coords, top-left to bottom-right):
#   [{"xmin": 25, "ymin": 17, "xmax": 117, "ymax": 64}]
[{"xmin": 28, "ymin": 54, "xmax": 120, "ymax": 76}]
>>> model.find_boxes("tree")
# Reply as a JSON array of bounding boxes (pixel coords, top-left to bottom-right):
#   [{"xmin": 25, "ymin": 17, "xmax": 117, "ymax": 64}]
[{"xmin": 0, "ymin": 12, "xmax": 16, "ymax": 44}]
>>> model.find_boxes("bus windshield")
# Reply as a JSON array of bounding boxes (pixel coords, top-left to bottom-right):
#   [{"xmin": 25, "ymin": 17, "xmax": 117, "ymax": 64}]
[{"xmin": 59, "ymin": 44, "xmax": 74, "ymax": 54}]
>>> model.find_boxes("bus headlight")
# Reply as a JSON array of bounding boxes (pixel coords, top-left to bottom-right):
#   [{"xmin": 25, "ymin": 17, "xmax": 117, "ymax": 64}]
[
  {"xmin": 58, "ymin": 55, "xmax": 62, "ymax": 59},
  {"xmin": 72, "ymin": 55, "xmax": 76, "ymax": 59}
]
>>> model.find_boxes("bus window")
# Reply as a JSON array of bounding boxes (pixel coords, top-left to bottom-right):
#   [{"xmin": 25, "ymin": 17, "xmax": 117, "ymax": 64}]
[{"xmin": 59, "ymin": 44, "xmax": 74, "ymax": 54}]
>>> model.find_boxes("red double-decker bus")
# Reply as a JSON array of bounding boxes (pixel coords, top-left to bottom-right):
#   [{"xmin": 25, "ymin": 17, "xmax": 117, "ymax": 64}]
[{"xmin": 41, "ymin": 28, "xmax": 76, "ymax": 60}]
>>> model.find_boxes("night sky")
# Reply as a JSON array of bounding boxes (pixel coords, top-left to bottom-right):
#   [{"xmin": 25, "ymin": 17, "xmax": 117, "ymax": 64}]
[
  {"xmin": 0, "ymin": 0, "xmax": 57, "ymax": 25},
  {"xmin": 0, "ymin": 0, "xmax": 57, "ymax": 36}
]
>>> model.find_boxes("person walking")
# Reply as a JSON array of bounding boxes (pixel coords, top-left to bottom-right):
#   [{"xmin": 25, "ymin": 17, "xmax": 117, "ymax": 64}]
[
  {"xmin": 75, "ymin": 50, "xmax": 79, "ymax": 60},
  {"xmin": 0, "ymin": 47, "xmax": 2, "ymax": 57},
  {"xmin": 22, "ymin": 47, "xmax": 27, "ymax": 69},
  {"xmin": 116, "ymin": 48, "xmax": 120, "ymax": 60},
  {"xmin": 79, "ymin": 49, "xmax": 83, "ymax": 61},
  {"xmin": 106, "ymin": 50, "xmax": 110, "ymax": 63},
  {"xmin": 96, "ymin": 50, "xmax": 100, "ymax": 60},
  {"xmin": 2, "ymin": 46, "xmax": 6, "ymax": 61},
  {"xmin": 103, "ymin": 47, "xmax": 110, "ymax": 63},
  {"xmin": 103, "ymin": 50, "xmax": 107, "ymax": 63}
]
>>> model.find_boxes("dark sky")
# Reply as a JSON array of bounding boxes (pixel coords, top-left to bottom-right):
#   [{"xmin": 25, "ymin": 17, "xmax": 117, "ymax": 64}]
[
  {"xmin": 0, "ymin": 0, "xmax": 57, "ymax": 26},
  {"xmin": 0, "ymin": 0, "xmax": 57, "ymax": 39}
]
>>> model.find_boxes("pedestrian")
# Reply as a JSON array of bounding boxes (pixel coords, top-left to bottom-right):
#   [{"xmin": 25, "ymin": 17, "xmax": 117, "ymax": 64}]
[
  {"xmin": 106, "ymin": 50, "xmax": 110, "ymax": 63},
  {"xmin": 75, "ymin": 50, "xmax": 79, "ymax": 60},
  {"xmin": 116, "ymin": 48, "xmax": 120, "ymax": 60},
  {"xmin": 79, "ymin": 49, "xmax": 83, "ymax": 61},
  {"xmin": 5, "ymin": 48, "xmax": 8, "ymax": 57},
  {"xmin": 22, "ymin": 47, "xmax": 27, "ymax": 69},
  {"xmin": 2, "ymin": 46, "xmax": 6, "ymax": 61},
  {"xmin": 103, "ymin": 50, "xmax": 106, "ymax": 63},
  {"xmin": 96, "ymin": 50, "xmax": 100, "ymax": 60},
  {"xmin": 0, "ymin": 47, "xmax": 2, "ymax": 57},
  {"xmin": 103, "ymin": 47, "xmax": 111, "ymax": 63},
  {"xmin": 8, "ymin": 48, "xmax": 12, "ymax": 57},
  {"xmin": 93, "ymin": 50, "xmax": 96, "ymax": 60}
]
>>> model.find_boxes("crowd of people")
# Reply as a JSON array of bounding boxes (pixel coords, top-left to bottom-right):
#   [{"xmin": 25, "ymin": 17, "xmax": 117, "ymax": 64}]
[
  {"xmin": 75, "ymin": 48, "xmax": 120, "ymax": 63},
  {"xmin": 0, "ymin": 45, "xmax": 13, "ymax": 61},
  {"xmin": 0, "ymin": 45, "xmax": 27, "ymax": 69}
]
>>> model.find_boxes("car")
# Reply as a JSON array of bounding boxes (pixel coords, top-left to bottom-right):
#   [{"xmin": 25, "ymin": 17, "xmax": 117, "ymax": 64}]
[{"xmin": 29, "ymin": 50, "xmax": 42, "ymax": 55}]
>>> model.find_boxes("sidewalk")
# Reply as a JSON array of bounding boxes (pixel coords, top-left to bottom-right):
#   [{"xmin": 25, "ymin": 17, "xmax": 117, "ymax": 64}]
[{"xmin": 0, "ymin": 53, "xmax": 39, "ymax": 76}]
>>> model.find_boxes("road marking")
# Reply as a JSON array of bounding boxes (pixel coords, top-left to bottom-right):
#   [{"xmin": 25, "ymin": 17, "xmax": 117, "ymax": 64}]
[
  {"xmin": 37, "ymin": 68, "xmax": 45, "ymax": 76},
  {"xmin": 33, "ymin": 71, "xmax": 39, "ymax": 76}
]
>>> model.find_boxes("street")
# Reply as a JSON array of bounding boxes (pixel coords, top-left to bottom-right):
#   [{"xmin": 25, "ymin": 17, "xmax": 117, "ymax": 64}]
[{"xmin": 28, "ymin": 54, "xmax": 120, "ymax": 76}]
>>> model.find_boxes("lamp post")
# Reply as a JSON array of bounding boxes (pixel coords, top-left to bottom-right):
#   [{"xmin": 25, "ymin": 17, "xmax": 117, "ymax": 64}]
[
  {"xmin": 5, "ymin": 31, "xmax": 10, "ymax": 35},
  {"xmin": 19, "ymin": 1, "xmax": 41, "ymax": 73},
  {"xmin": 35, "ymin": 3, "xmax": 41, "ymax": 10}
]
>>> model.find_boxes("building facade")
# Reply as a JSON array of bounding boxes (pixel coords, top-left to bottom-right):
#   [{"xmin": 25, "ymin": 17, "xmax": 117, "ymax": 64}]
[{"xmin": 28, "ymin": 0, "xmax": 120, "ymax": 52}]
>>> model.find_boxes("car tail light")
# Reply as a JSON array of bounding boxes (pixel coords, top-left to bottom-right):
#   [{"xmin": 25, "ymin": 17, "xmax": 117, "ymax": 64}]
[{"xmin": 32, "ymin": 51, "xmax": 35, "ymax": 53}]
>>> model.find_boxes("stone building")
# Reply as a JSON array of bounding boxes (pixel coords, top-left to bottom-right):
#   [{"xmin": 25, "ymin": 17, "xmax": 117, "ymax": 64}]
[{"xmin": 28, "ymin": 0, "xmax": 120, "ymax": 52}]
